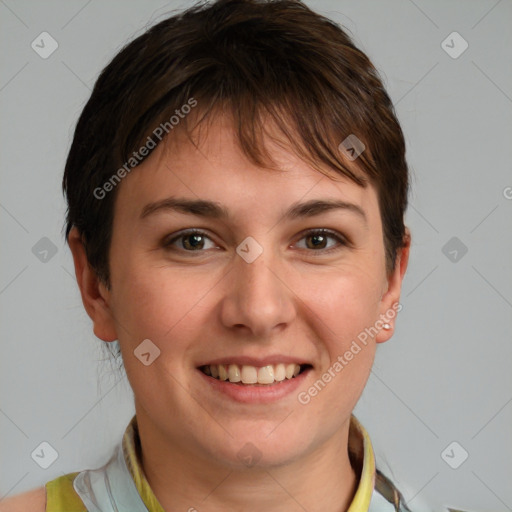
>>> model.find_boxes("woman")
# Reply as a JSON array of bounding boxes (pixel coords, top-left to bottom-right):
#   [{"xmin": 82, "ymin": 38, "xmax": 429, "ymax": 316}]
[{"xmin": 4, "ymin": 0, "xmax": 413, "ymax": 510}]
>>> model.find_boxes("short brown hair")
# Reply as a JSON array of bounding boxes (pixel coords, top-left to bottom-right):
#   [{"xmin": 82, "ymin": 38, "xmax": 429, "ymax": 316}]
[{"xmin": 62, "ymin": 0, "xmax": 409, "ymax": 287}]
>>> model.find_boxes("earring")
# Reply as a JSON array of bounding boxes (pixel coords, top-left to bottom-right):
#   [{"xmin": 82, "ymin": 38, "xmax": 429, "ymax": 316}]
[{"xmin": 382, "ymin": 323, "xmax": 391, "ymax": 330}]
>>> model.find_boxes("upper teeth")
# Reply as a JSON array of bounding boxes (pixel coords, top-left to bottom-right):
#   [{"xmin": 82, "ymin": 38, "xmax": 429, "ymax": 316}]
[{"xmin": 203, "ymin": 363, "xmax": 301, "ymax": 384}]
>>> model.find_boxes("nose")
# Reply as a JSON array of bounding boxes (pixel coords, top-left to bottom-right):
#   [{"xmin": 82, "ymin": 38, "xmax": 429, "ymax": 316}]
[{"xmin": 219, "ymin": 245, "xmax": 296, "ymax": 339}]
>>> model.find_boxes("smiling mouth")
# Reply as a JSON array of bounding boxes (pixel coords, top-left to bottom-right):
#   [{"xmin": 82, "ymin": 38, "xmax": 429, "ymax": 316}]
[{"xmin": 199, "ymin": 363, "xmax": 312, "ymax": 385}]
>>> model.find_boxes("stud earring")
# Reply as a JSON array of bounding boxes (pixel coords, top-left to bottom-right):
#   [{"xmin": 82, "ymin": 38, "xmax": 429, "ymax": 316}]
[{"xmin": 382, "ymin": 323, "xmax": 391, "ymax": 330}]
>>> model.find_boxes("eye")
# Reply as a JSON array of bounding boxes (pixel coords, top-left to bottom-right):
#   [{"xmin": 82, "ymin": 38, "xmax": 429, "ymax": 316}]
[
  {"xmin": 294, "ymin": 229, "xmax": 347, "ymax": 253},
  {"xmin": 163, "ymin": 229, "xmax": 217, "ymax": 252},
  {"xmin": 163, "ymin": 228, "xmax": 347, "ymax": 255}
]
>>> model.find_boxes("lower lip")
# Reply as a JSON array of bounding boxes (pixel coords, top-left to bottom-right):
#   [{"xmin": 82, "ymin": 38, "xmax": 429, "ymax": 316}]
[{"xmin": 197, "ymin": 368, "xmax": 311, "ymax": 404}]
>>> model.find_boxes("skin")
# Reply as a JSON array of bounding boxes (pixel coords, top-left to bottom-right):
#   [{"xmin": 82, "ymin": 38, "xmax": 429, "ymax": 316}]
[{"xmin": 68, "ymin": 112, "xmax": 410, "ymax": 512}]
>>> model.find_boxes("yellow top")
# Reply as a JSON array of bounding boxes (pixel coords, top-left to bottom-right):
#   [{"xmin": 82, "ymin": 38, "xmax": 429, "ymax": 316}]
[{"xmin": 45, "ymin": 414, "xmax": 381, "ymax": 511}]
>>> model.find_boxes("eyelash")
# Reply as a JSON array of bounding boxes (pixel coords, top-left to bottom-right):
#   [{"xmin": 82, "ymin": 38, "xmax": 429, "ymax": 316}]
[{"xmin": 163, "ymin": 228, "xmax": 348, "ymax": 255}]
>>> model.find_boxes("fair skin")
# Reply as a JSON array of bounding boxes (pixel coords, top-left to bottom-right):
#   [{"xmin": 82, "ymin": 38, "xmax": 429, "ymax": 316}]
[{"xmin": 2, "ymin": 114, "xmax": 409, "ymax": 512}]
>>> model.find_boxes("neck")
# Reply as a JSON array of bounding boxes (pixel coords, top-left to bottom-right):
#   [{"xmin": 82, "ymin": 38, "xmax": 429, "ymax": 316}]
[{"xmin": 136, "ymin": 411, "xmax": 359, "ymax": 512}]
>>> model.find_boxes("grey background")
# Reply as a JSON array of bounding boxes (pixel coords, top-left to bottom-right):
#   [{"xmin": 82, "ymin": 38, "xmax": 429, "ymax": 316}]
[{"xmin": 1, "ymin": 0, "xmax": 511, "ymax": 510}]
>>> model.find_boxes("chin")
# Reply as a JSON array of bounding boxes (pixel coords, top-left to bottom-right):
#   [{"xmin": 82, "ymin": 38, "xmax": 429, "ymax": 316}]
[{"xmin": 204, "ymin": 425, "xmax": 310, "ymax": 470}]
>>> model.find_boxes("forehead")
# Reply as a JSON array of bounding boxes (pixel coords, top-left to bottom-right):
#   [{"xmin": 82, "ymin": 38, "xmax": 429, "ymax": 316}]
[{"xmin": 113, "ymin": 114, "xmax": 378, "ymax": 227}]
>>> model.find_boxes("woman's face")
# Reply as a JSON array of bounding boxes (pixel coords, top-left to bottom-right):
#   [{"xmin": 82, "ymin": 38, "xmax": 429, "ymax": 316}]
[{"xmin": 94, "ymin": 114, "xmax": 407, "ymax": 467}]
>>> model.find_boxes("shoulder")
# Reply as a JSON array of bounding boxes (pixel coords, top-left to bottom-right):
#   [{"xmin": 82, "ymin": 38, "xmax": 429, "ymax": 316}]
[
  {"xmin": 0, "ymin": 486, "xmax": 46, "ymax": 512},
  {"xmin": 0, "ymin": 472, "xmax": 87, "ymax": 512}
]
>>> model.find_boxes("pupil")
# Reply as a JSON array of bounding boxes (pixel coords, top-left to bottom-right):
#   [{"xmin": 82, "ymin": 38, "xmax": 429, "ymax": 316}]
[
  {"xmin": 309, "ymin": 234, "xmax": 326, "ymax": 249},
  {"xmin": 185, "ymin": 234, "xmax": 203, "ymax": 249}
]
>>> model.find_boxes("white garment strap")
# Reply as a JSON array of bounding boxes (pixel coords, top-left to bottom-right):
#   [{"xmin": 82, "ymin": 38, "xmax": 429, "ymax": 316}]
[{"xmin": 73, "ymin": 442, "xmax": 149, "ymax": 512}]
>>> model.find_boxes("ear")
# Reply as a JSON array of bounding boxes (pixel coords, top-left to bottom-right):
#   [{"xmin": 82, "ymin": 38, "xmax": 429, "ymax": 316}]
[
  {"xmin": 375, "ymin": 227, "xmax": 411, "ymax": 343},
  {"xmin": 67, "ymin": 227, "xmax": 118, "ymax": 342}
]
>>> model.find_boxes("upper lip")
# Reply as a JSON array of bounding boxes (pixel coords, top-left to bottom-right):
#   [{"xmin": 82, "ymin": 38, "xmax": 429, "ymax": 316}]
[{"xmin": 197, "ymin": 355, "xmax": 312, "ymax": 367}]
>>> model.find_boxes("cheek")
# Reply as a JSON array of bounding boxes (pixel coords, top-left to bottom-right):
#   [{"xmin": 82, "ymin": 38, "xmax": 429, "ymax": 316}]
[
  {"xmin": 302, "ymin": 265, "xmax": 383, "ymax": 342},
  {"xmin": 300, "ymin": 266, "xmax": 381, "ymax": 384},
  {"xmin": 111, "ymin": 262, "xmax": 219, "ymax": 351},
  {"xmin": 293, "ymin": 270, "xmax": 379, "ymax": 432},
  {"xmin": 110, "ymin": 265, "xmax": 213, "ymax": 403}
]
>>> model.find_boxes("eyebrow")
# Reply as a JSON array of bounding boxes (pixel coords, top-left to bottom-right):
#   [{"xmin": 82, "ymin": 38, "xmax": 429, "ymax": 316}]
[{"xmin": 140, "ymin": 197, "xmax": 367, "ymax": 225}]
